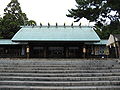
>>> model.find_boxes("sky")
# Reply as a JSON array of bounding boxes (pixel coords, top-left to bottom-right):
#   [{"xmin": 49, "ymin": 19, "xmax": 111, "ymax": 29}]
[{"xmin": 0, "ymin": 0, "xmax": 94, "ymax": 26}]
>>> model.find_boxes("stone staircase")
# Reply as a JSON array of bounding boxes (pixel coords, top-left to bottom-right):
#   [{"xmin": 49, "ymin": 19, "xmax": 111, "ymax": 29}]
[{"xmin": 0, "ymin": 59, "xmax": 120, "ymax": 90}]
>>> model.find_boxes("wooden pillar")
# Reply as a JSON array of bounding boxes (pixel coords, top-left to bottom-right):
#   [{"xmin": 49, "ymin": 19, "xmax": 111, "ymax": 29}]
[
  {"xmin": 44, "ymin": 46, "xmax": 47, "ymax": 58},
  {"xmin": 66, "ymin": 47, "xmax": 69, "ymax": 58},
  {"xmin": 114, "ymin": 43, "xmax": 118, "ymax": 58},
  {"xmin": 65, "ymin": 47, "xmax": 68, "ymax": 58},
  {"xmin": 117, "ymin": 42, "xmax": 120, "ymax": 58},
  {"xmin": 21, "ymin": 45, "xmax": 25, "ymax": 56},
  {"xmin": 113, "ymin": 36, "xmax": 119, "ymax": 58}
]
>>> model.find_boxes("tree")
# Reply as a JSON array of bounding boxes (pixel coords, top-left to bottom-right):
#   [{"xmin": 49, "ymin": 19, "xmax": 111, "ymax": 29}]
[
  {"xmin": 26, "ymin": 20, "xmax": 37, "ymax": 26},
  {"xmin": 67, "ymin": 0, "xmax": 120, "ymax": 25},
  {"xmin": 4, "ymin": 0, "xmax": 28, "ymax": 25},
  {"xmin": 0, "ymin": 17, "xmax": 3, "ymax": 38},
  {"xmin": 0, "ymin": 0, "xmax": 28, "ymax": 39},
  {"xmin": 0, "ymin": 14, "xmax": 21, "ymax": 38},
  {"xmin": 100, "ymin": 21, "xmax": 120, "ymax": 39},
  {"xmin": 67, "ymin": 0, "xmax": 120, "ymax": 39}
]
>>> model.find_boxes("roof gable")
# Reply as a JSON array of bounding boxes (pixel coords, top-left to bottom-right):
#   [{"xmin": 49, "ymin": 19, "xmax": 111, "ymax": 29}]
[{"xmin": 107, "ymin": 34, "xmax": 120, "ymax": 45}]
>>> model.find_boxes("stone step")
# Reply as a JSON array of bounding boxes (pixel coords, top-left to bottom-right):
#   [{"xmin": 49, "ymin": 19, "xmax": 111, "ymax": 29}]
[
  {"xmin": 0, "ymin": 76, "xmax": 120, "ymax": 81},
  {"xmin": 0, "ymin": 61, "xmax": 119, "ymax": 66},
  {"xmin": 0, "ymin": 81, "xmax": 120, "ymax": 86},
  {"xmin": 0, "ymin": 59, "xmax": 117, "ymax": 62},
  {"xmin": 0, "ymin": 72, "xmax": 120, "ymax": 77},
  {"xmin": 0, "ymin": 69, "xmax": 120, "ymax": 73},
  {"xmin": 0, "ymin": 85, "xmax": 120, "ymax": 90},
  {"xmin": 0, "ymin": 59, "xmax": 119, "ymax": 90},
  {"xmin": 0, "ymin": 64, "xmax": 118, "ymax": 67},
  {"xmin": 0, "ymin": 59, "xmax": 118, "ymax": 62},
  {"xmin": 0, "ymin": 62, "xmax": 120, "ymax": 67},
  {"xmin": 0, "ymin": 66, "xmax": 120, "ymax": 70}
]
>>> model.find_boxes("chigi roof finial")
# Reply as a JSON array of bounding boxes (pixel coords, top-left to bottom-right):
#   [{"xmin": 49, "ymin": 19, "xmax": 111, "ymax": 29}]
[
  {"xmin": 79, "ymin": 23, "xmax": 81, "ymax": 28},
  {"xmin": 71, "ymin": 23, "xmax": 73, "ymax": 28},
  {"xmin": 48, "ymin": 22, "xmax": 50, "ymax": 28},
  {"xmin": 32, "ymin": 24, "xmax": 35, "ymax": 28},
  {"xmin": 56, "ymin": 22, "xmax": 58, "ymax": 27},
  {"xmin": 40, "ymin": 22, "xmax": 42, "ymax": 28},
  {"xmin": 64, "ymin": 22, "xmax": 66, "ymax": 28}
]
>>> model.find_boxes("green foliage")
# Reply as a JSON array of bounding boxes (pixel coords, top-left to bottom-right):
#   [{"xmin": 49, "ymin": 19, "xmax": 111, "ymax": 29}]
[
  {"xmin": 67, "ymin": 0, "xmax": 120, "ymax": 23},
  {"xmin": 0, "ymin": 0, "xmax": 29, "ymax": 39},
  {"xmin": 94, "ymin": 21, "xmax": 120, "ymax": 39},
  {"xmin": 0, "ymin": 16, "xmax": 21, "ymax": 39},
  {"xmin": 26, "ymin": 20, "xmax": 37, "ymax": 26},
  {"xmin": 67, "ymin": 0, "xmax": 120, "ymax": 39},
  {"xmin": 4, "ymin": 0, "xmax": 28, "ymax": 25},
  {"xmin": 0, "ymin": 17, "xmax": 3, "ymax": 38}
]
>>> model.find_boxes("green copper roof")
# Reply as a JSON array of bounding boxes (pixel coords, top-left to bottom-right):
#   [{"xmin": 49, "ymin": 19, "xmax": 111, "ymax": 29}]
[
  {"xmin": 93, "ymin": 40, "xmax": 107, "ymax": 45},
  {"xmin": 0, "ymin": 39, "xmax": 27, "ymax": 45},
  {"xmin": 12, "ymin": 26, "xmax": 100, "ymax": 42},
  {"xmin": 85, "ymin": 40, "xmax": 107, "ymax": 45}
]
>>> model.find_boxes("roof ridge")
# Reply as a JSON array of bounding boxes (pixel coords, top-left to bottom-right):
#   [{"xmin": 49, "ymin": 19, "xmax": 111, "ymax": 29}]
[{"xmin": 21, "ymin": 26, "xmax": 92, "ymax": 28}]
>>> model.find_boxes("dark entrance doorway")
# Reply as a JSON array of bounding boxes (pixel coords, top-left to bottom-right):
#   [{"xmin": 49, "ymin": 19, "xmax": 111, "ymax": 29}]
[
  {"xmin": 67, "ymin": 47, "xmax": 83, "ymax": 58},
  {"xmin": 29, "ymin": 42, "xmax": 84, "ymax": 58},
  {"xmin": 30, "ymin": 46, "xmax": 45, "ymax": 58},
  {"xmin": 48, "ymin": 47, "xmax": 65, "ymax": 58}
]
